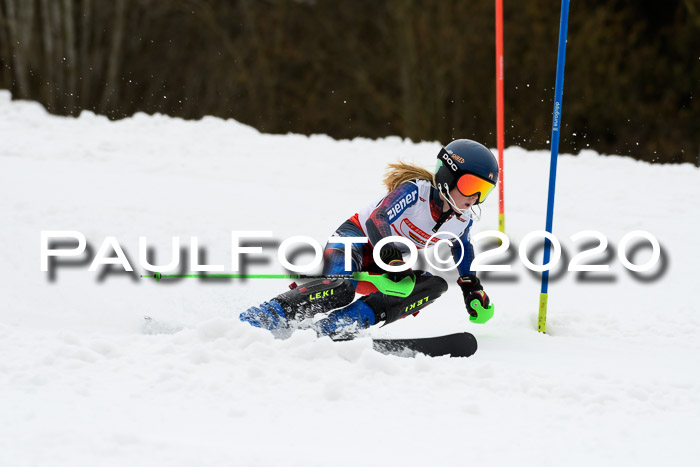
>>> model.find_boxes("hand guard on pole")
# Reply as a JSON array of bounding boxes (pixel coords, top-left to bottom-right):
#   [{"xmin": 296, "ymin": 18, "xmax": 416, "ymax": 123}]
[{"xmin": 458, "ymin": 274, "xmax": 494, "ymax": 324}]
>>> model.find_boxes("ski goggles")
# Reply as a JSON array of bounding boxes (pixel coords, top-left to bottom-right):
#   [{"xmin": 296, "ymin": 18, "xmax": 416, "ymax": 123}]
[{"xmin": 455, "ymin": 173, "xmax": 496, "ymax": 204}]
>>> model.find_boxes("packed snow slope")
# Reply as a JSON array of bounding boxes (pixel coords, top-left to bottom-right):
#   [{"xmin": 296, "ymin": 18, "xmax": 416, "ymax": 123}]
[{"xmin": 1, "ymin": 90, "xmax": 699, "ymax": 466}]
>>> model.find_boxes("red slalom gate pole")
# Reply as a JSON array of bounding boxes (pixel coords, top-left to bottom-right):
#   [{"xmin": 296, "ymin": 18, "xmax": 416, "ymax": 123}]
[{"xmin": 495, "ymin": 0, "xmax": 506, "ymax": 234}]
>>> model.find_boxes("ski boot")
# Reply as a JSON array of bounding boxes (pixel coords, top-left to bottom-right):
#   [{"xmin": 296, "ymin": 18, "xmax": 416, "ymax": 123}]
[
  {"xmin": 313, "ymin": 299, "xmax": 377, "ymax": 338},
  {"xmin": 240, "ymin": 278, "xmax": 355, "ymax": 331},
  {"xmin": 314, "ymin": 271, "xmax": 448, "ymax": 338}
]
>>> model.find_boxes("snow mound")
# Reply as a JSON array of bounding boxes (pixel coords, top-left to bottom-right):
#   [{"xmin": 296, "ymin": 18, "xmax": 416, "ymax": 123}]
[{"xmin": 1, "ymin": 92, "xmax": 699, "ymax": 466}]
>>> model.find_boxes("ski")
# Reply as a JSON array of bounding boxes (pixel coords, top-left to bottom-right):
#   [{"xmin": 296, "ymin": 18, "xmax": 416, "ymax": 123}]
[
  {"xmin": 144, "ymin": 316, "xmax": 477, "ymax": 358},
  {"xmin": 370, "ymin": 332, "xmax": 477, "ymax": 358}
]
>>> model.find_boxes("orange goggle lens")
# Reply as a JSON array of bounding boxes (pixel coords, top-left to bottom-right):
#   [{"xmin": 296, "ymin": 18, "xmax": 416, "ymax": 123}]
[{"xmin": 456, "ymin": 173, "xmax": 496, "ymax": 204}]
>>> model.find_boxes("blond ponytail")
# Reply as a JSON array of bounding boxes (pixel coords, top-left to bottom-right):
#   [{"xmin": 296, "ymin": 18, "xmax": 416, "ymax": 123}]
[{"xmin": 383, "ymin": 161, "xmax": 435, "ymax": 192}]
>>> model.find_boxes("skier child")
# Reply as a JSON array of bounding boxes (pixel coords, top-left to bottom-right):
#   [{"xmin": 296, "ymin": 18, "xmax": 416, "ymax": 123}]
[{"xmin": 240, "ymin": 139, "xmax": 498, "ymax": 336}]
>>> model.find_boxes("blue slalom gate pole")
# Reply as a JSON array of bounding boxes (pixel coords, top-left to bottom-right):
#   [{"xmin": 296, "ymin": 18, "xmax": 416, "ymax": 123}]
[{"xmin": 538, "ymin": 0, "xmax": 570, "ymax": 333}]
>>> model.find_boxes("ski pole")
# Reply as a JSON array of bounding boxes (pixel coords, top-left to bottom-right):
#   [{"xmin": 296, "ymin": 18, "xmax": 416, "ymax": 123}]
[{"xmin": 140, "ymin": 271, "xmax": 415, "ymax": 298}]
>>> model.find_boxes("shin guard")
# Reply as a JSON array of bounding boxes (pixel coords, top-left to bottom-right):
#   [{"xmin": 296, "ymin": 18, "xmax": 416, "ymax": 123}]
[{"xmin": 361, "ymin": 272, "xmax": 448, "ymax": 325}]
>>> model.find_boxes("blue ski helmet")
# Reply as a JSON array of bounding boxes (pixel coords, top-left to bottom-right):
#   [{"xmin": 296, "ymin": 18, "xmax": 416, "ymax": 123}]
[{"xmin": 434, "ymin": 139, "xmax": 499, "ymax": 205}]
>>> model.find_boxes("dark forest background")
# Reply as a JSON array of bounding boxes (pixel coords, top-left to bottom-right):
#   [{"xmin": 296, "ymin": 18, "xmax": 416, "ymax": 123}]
[{"xmin": 1, "ymin": 0, "xmax": 698, "ymax": 165}]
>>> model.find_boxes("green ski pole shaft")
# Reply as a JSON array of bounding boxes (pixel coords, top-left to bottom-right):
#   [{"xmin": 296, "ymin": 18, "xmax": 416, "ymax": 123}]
[
  {"xmin": 139, "ymin": 272, "xmax": 353, "ymax": 281},
  {"xmin": 140, "ymin": 271, "xmax": 415, "ymax": 298}
]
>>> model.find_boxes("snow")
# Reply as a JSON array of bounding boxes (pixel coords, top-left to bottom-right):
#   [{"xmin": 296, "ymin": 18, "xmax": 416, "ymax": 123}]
[{"xmin": 1, "ymin": 89, "xmax": 700, "ymax": 466}]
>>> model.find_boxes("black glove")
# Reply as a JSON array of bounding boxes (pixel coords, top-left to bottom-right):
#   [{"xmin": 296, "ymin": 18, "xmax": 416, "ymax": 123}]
[
  {"xmin": 457, "ymin": 274, "xmax": 492, "ymax": 323},
  {"xmin": 379, "ymin": 246, "xmax": 415, "ymax": 283}
]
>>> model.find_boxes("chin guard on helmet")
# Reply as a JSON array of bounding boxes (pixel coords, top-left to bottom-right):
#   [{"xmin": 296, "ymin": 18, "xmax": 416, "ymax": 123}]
[
  {"xmin": 436, "ymin": 180, "xmax": 468, "ymax": 215},
  {"xmin": 434, "ymin": 139, "xmax": 499, "ymax": 209}
]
